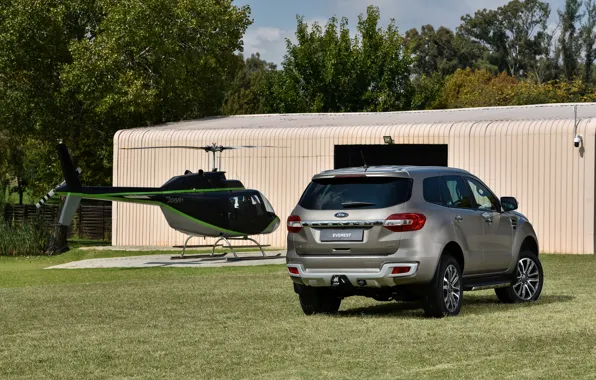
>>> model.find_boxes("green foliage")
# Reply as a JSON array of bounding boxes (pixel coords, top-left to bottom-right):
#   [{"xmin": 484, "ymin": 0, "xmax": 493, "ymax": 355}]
[
  {"xmin": 222, "ymin": 53, "xmax": 278, "ymax": 115},
  {"xmin": 0, "ymin": 218, "xmax": 52, "ymax": 256},
  {"xmin": 410, "ymin": 73, "xmax": 446, "ymax": 110},
  {"xmin": 441, "ymin": 69, "xmax": 518, "ymax": 108},
  {"xmin": 405, "ymin": 25, "xmax": 465, "ymax": 78},
  {"xmin": 271, "ymin": 6, "xmax": 413, "ymax": 113},
  {"xmin": 441, "ymin": 68, "xmax": 596, "ymax": 109},
  {"xmin": 458, "ymin": 0, "xmax": 551, "ymax": 78},
  {"xmin": 559, "ymin": 0, "xmax": 583, "ymax": 80},
  {"xmin": 581, "ymin": 0, "xmax": 596, "ymax": 83},
  {"xmin": 0, "ymin": 0, "xmax": 251, "ymax": 201}
]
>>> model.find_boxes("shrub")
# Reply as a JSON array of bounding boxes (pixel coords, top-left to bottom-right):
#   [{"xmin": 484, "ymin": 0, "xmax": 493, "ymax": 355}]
[{"xmin": 0, "ymin": 216, "xmax": 52, "ymax": 256}]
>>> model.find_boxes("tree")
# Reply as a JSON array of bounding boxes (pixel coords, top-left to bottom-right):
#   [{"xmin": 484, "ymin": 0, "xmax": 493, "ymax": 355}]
[
  {"xmin": 222, "ymin": 53, "xmax": 278, "ymax": 115},
  {"xmin": 558, "ymin": 0, "xmax": 584, "ymax": 80},
  {"xmin": 441, "ymin": 69, "xmax": 518, "ymax": 108},
  {"xmin": 458, "ymin": 0, "xmax": 551, "ymax": 78},
  {"xmin": 582, "ymin": 0, "xmax": 596, "ymax": 83},
  {"xmin": 531, "ymin": 23, "xmax": 561, "ymax": 84},
  {"xmin": 274, "ymin": 6, "xmax": 413, "ymax": 113},
  {"xmin": 0, "ymin": 131, "xmax": 9, "ymax": 204},
  {"xmin": 405, "ymin": 25, "xmax": 462, "ymax": 78},
  {"xmin": 410, "ymin": 73, "xmax": 446, "ymax": 110},
  {"xmin": 0, "ymin": 0, "xmax": 252, "ymax": 201}
]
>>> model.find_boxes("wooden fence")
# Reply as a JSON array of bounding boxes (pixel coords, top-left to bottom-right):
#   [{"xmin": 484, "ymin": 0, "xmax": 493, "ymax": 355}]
[{"xmin": 3, "ymin": 203, "xmax": 112, "ymax": 241}]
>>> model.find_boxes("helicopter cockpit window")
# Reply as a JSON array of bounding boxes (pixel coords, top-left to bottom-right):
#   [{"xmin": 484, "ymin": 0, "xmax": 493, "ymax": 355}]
[
  {"xmin": 228, "ymin": 194, "xmax": 267, "ymax": 219},
  {"xmin": 259, "ymin": 192, "xmax": 275, "ymax": 214}
]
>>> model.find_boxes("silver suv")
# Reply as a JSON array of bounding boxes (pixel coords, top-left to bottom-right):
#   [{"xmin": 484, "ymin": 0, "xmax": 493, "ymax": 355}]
[{"xmin": 286, "ymin": 166, "xmax": 543, "ymax": 318}]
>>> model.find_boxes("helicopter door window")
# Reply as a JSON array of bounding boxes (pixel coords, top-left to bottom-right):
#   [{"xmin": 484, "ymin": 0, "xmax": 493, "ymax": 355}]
[
  {"xmin": 259, "ymin": 192, "xmax": 275, "ymax": 214},
  {"xmin": 251, "ymin": 195, "xmax": 265, "ymax": 216},
  {"xmin": 229, "ymin": 197, "xmax": 240, "ymax": 221}
]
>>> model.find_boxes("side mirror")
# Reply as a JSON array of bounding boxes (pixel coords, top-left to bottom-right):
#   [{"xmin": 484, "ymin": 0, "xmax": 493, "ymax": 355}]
[{"xmin": 501, "ymin": 197, "xmax": 518, "ymax": 212}]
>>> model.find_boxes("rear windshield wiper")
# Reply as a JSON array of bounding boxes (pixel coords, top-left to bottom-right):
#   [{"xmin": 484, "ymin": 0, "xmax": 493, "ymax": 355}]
[{"xmin": 341, "ymin": 201, "xmax": 376, "ymax": 208}]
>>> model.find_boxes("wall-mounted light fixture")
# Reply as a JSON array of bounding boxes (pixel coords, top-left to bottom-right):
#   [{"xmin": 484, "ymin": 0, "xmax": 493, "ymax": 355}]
[{"xmin": 383, "ymin": 136, "xmax": 394, "ymax": 145}]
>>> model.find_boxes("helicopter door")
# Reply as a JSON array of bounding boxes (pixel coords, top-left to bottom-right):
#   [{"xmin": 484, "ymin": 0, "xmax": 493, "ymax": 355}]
[{"xmin": 227, "ymin": 192, "xmax": 269, "ymax": 234}]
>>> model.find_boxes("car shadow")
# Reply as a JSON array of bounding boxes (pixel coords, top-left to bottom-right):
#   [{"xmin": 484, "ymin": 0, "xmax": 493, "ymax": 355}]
[
  {"xmin": 335, "ymin": 294, "xmax": 575, "ymax": 318},
  {"xmin": 337, "ymin": 302, "xmax": 424, "ymax": 318}
]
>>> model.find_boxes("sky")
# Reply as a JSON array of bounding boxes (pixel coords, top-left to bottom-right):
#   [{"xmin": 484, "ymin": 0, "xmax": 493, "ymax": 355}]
[{"xmin": 235, "ymin": 0, "xmax": 567, "ymax": 66}]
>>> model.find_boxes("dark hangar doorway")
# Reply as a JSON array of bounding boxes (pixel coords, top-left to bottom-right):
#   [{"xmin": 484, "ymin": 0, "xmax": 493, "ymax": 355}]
[{"xmin": 334, "ymin": 144, "xmax": 448, "ymax": 169}]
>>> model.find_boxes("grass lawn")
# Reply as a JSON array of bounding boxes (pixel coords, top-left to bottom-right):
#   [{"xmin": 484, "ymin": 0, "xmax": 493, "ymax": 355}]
[{"xmin": 1, "ymin": 253, "xmax": 595, "ymax": 380}]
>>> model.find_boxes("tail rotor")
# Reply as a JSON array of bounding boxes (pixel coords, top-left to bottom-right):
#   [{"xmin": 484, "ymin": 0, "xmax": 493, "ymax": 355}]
[{"xmin": 35, "ymin": 168, "xmax": 81, "ymax": 209}]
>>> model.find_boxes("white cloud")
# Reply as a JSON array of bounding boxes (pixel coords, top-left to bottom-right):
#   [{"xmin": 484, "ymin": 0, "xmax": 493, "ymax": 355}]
[
  {"xmin": 304, "ymin": 17, "xmax": 331, "ymax": 28},
  {"xmin": 242, "ymin": 19, "xmax": 329, "ymax": 64},
  {"xmin": 242, "ymin": 26, "xmax": 291, "ymax": 64}
]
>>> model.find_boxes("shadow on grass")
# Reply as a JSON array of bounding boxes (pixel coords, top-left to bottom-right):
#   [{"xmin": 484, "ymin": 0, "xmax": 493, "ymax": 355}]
[
  {"xmin": 69, "ymin": 240, "xmax": 111, "ymax": 248},
  {"xmin": 336, "ymin": 294, "xmax": 574, "ymax": 318},
  {"xmin": 338, "ymin": 302, "xmax": 423, "ymax": 318}
]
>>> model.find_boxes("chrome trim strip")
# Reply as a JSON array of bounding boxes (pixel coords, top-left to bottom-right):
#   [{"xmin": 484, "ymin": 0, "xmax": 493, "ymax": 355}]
[{"xmin": 300, "ymin": 220, "xmax": 385, "ymax": 227}]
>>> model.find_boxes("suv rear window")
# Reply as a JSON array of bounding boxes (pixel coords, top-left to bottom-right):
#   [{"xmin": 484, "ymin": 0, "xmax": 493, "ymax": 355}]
[{"xmin": 298, "ymin": 177, "xmax": 413, "ymax": 210}]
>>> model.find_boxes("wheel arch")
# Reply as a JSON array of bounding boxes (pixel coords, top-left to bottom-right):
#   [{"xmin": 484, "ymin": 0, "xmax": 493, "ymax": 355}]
[
  {"xmin": 443, "ymin": 241, "xmax": 465, "ymax": 272},
  {"xmin": 520, "ymin": 236, "xmax": 539, "ymax": 256}
]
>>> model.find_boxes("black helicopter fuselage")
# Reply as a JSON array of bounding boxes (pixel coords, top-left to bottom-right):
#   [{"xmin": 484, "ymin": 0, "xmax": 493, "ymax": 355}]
[{"xmin": 54, "ymin": 143, "xmax": 280, "ymax": 238}]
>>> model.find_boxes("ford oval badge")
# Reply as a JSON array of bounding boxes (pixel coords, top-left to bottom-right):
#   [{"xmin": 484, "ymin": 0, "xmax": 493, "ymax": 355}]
[{"xmin": 335, "ymin": 212, "xmax": 349, "ymax": 218}]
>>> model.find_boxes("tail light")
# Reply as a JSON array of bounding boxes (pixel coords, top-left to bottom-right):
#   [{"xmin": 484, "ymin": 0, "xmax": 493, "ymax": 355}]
[
  {"xmin": 384, "ymin": 213, "xmax": 426, "ymax": 232},
  {"xmin": 391, "ymin": 266, "xmax": 412, "ymax": 275},
  {"xmin": 287, "ymin": 215, "xmax": 303, "ymax": 233}
]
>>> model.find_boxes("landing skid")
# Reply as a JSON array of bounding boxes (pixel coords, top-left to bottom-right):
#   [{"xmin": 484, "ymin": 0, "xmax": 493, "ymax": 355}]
[{"xmin": 171, "ymin": 235, "xmax": 280, "ymax": 261}]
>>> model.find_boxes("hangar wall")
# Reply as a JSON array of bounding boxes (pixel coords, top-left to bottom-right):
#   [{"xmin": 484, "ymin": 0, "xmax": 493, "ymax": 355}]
[{"xmin": 112, "ymin": 104, "xmax": 596, "ymax": 254}]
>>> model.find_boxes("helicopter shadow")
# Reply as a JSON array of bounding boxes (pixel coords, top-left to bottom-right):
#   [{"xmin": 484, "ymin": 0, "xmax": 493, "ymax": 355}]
[
  {"xmin": 142, "ymin": 254, "xmax": 285, "ymax": 267},
  {"xmin": 336, "ymin": 294, "xmax": 574, "ymax": 318}
]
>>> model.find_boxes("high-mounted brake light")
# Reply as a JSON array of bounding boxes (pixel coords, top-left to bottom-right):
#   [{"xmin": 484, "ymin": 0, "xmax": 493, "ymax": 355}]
[
  {"xmin": 287, "ymin": 215, "xmax": 303, "ymax": 233},
  {"xmin": 384, "ymin": 213, "xmax": 426, "ymax": 232},
  {"xmin": 334, "ymin": 174, "xmax": 367, "ymax": 178}
]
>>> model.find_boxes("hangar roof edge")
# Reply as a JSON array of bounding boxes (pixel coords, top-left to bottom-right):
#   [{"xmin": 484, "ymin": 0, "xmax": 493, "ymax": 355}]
[{"xmin": 116, "ymin": 103, "xmax": 596, "ymax": 134}]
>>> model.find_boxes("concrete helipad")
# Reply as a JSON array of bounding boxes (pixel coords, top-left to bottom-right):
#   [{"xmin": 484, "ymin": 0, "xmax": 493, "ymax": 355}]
[{"xmin": 47, "ymin": 250, "xmax": 286, "ymax": 269}]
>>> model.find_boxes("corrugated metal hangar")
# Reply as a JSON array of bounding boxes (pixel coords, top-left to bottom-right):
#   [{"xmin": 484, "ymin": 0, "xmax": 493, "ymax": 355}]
[{"xmin": 113, "ymin": 103, "xmax": 596, "ymax": 254}]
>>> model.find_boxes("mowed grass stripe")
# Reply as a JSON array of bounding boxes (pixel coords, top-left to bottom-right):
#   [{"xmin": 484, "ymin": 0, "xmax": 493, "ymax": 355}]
[{"xmin": 0, "ymin": 253, "xmax": 595, "ymax": 379}]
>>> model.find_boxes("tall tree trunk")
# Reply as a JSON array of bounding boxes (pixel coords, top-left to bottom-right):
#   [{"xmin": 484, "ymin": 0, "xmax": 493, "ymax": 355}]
[
  {"xmin": 17, "ymin": 177, "xmax": 23, "ymax": 205},
  {"xmin": 585, "ymin": 55, "xmax": 593, "ymax": 83}
]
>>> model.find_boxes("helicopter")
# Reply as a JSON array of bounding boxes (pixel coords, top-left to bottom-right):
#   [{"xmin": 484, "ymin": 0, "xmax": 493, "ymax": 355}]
[{"xmin": 47, "ymin": 142, "xmax": 282, "ymax": 261}]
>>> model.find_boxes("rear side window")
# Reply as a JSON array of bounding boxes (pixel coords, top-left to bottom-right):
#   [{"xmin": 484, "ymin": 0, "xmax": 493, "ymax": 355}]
[
  {"xmin": 299, "ymin": 177, "xmax": 413, "ymax": 210},
  {"xmin": 423, "ymin": 177, "xmax": 443, "ymax": 204}
]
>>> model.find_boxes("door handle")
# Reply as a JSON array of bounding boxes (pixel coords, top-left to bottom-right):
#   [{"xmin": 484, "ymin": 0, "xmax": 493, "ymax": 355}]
[
  {"xmin": 455, "ymin": 216, "xmax": 463, "ymax": 223},
  {"xmin": 481, "ymin": 212, "xmax": 493, "ymax": 224}
]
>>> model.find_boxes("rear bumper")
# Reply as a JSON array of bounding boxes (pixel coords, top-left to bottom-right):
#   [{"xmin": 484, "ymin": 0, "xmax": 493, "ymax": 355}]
[{"xmin": 287, "ymin": 262, "xmax": 420, "ymax": 288}]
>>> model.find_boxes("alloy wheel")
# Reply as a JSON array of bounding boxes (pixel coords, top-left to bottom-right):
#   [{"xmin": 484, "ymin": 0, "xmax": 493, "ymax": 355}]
[
  {"xmin": 443, "ymin": 264, "xmax": 461, "ymax": 312},
  {"xmin": 513, "ymin": 257, "xmax": 541, "ymax": 301}
]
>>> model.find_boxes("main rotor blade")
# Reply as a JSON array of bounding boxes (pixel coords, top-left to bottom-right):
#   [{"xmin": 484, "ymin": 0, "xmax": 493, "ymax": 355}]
[
  {"xmin": 121, "ymin": 145, "xmax": 286, "ymax": 151},
  {"xmin": 221, "ymin": 145, "xmax": 285, "ymax": 150},
  {"xmin": 121, "ymin": 146, "xmax": 211, "ymax": 150}
]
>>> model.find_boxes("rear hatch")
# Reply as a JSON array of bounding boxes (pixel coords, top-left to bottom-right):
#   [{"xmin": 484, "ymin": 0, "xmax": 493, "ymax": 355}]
[{"xmin": 290, "ymin": 174, "xmax": 413, "ymax": 255}]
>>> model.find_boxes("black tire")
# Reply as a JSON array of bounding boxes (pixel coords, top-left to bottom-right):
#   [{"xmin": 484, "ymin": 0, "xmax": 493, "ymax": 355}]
[
  {"xmin": 423, "ymin": 253, "xmax": 463, "ymax": 318},
  {"xmin": 298, "ymin": 286, "xmax": 341, "ymax": 315},
  {"xmin": 495, "ymin": 250, "xmax": 543, "ymax": 303}
]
